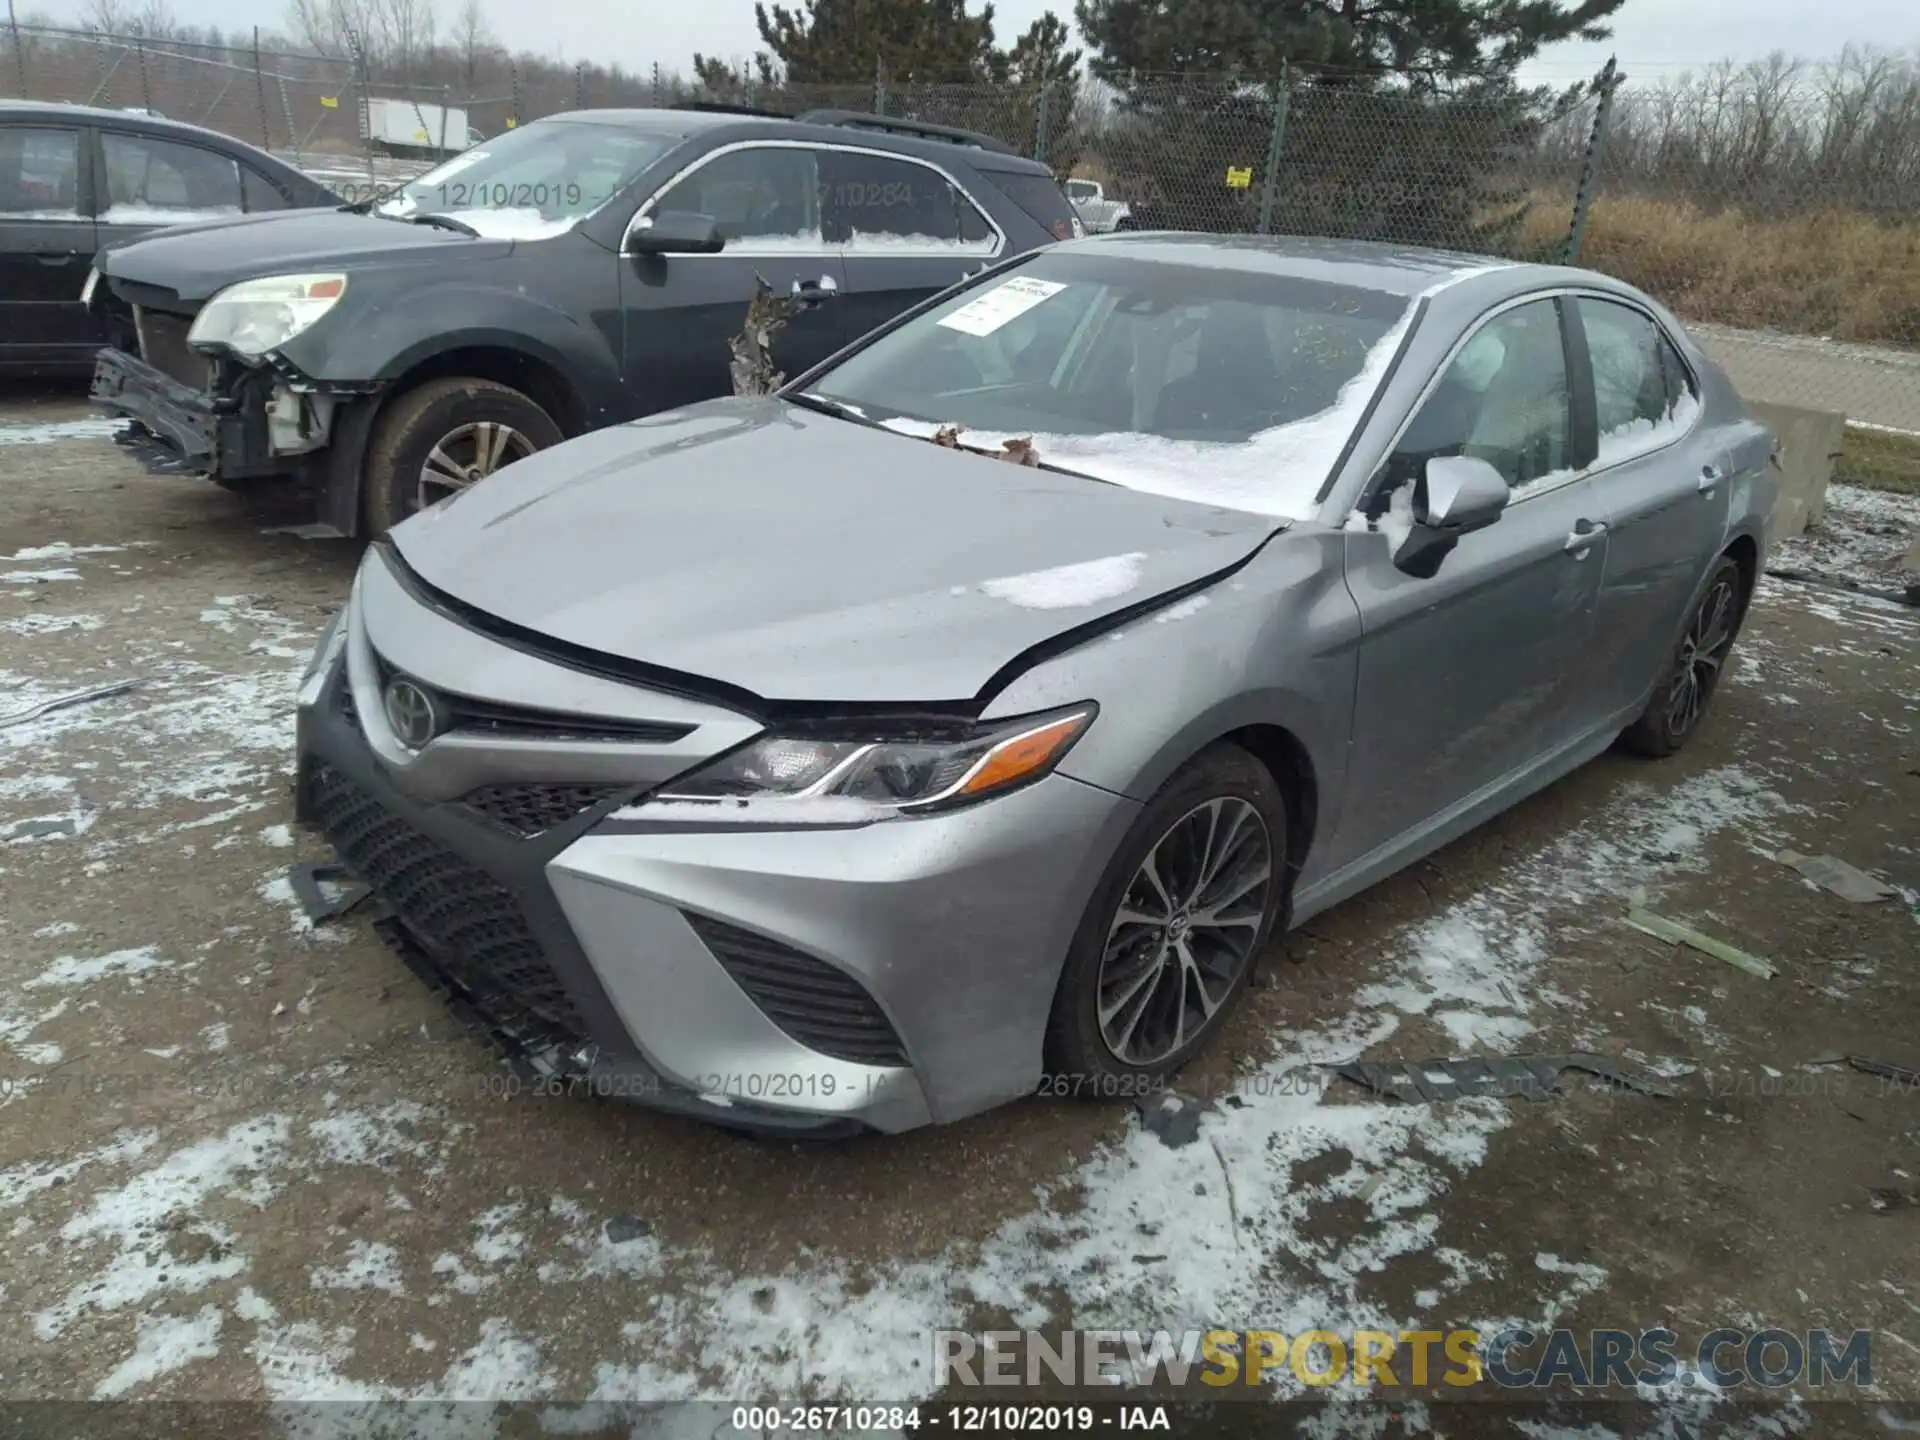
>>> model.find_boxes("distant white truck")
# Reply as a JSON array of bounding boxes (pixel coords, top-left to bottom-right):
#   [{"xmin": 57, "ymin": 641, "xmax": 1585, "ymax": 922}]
[
  {"xmin": 358, "ymin": 96, "xmax": 471, "ymax": 156},
  {"xmin": 1064, "ymin": 178, "xmax": 1132, "ymax": 234}
]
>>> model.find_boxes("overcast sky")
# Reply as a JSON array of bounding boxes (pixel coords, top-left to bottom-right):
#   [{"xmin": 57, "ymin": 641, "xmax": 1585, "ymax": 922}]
[{"xmin": 27, "ymin": 0, "xmax": 1920, "ymax": 83}]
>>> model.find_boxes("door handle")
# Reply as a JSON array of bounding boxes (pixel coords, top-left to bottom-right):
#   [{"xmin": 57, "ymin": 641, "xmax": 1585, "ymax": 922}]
[
  {"xmin": 790, "ymin": 275, "xmax": 838, "ymax": 306},
  {"xmin": 1563, "ymin": 519, "xmax": 1608, "ymax": 555},
  {"xmin": 1698, "ymin": 462, "xmax": 1725, "ymax": 493}
]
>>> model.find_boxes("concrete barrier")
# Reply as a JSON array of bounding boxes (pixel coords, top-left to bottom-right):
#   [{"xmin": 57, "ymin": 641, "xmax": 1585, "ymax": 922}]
[{"xmin": 1752, "ymin": 400, "xmax": 1846, "ymax": 546}]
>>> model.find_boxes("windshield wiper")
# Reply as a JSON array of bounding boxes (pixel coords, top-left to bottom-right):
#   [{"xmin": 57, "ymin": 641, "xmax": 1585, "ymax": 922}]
[
  {"xmin": 786, "ymin": 392, "xmax": 879, "ymax": 427},
  {"xmin": 406, "ymin": 213, "xmax": 480, "ymax": 236}
]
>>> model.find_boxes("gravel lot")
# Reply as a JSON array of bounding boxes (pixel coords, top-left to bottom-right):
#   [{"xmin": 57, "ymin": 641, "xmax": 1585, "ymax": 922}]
[{"xmin": 2, "ymin": 386, "xmax": 1918, "ymax": 1428}]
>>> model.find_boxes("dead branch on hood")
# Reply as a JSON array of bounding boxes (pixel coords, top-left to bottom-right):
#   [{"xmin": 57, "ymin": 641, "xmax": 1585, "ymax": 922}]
[
  {"xmin": 729, "ymin": 274, "xmax": 802, "ymax": 398},
  {"xmin": 925, "ymin": 424, "xmax": 1041, "ymax": 466}
]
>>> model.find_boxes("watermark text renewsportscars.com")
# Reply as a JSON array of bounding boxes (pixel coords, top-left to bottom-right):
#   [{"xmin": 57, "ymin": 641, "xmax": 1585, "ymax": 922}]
[{"xmin": 934, "ymin": 1327, "xmax": 1874, "ymax": 1390}]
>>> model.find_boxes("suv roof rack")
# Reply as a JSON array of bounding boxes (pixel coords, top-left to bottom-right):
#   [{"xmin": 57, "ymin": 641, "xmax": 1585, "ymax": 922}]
[
  {"xmin": 795, "ymin": 108, "xmax": 1020, "ymax": 156},
  {"xmin": 672, "ymin": 99, "xmax": 797, "ymax": 118}
]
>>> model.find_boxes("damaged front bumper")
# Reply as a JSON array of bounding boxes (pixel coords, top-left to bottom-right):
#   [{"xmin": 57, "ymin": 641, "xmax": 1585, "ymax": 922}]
[{"xmin": 90, "ymin": 347, "xmax": 363, "ymax": 487}]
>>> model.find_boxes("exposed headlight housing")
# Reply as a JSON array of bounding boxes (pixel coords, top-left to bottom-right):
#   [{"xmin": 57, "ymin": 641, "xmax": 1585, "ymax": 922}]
[
  {"xmin": 188, "ymin": 273, "xmax": 348, "ymax": 360},
  {"xmin": 640, "ymin": 705, "xmax": 1097, "ymax": 822}
]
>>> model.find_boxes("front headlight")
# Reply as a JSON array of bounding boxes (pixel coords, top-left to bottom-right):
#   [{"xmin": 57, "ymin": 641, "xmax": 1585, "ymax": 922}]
[
  {"xmin": 643, "ymin": 705, "xmax": 1097, "ymax": 821},
  {"xmin": 188, "ymin": 273, "xmax": 348, "ymax": 360}
]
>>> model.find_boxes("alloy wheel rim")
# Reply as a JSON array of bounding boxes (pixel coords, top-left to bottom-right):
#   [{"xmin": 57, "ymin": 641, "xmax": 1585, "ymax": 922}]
[
  {"xmin": 1096, "ymin": 796, "xmax": 1273, "ymax": 1066},
  {"xmin": 416, "ymin": 421, "xmax": 536, "ymax": 511},
  {"xmin": 1668, "ymin": 574, "xmax": 1739, "ymax": 736}
]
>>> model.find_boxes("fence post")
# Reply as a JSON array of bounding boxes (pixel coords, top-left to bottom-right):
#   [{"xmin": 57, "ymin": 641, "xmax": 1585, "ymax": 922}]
[
  {"xmin": 6, "ymin": 0, "xmax": 26, "ymax": 99},
  {"xmin": 509, "ymin": 60, "xmax": 521, "ymax": 129},
  {"xmin": 253, "ymin": 27, "xmax": 272, "ymax": 150},
  {"xmin": 574, "ymin": 60, "xmax": 584, "ymax": 110},
  {"xmin": 440, "ymin": 83, "xmax": 450, "ymax": 151},
  {"xmin": 278, "ymin": 74, "xmax": 300, "ymax": 165},
  {"xmin": 873, "ymin": 55, "xmax": 888, "ymax": 116},
  {"xmin": 343, "ymin": 23, "xmax": 374, "ymax": 187},
  {"xmin": 1565, "ymin": 55, "xmax": 1620, "ymax": 264},
  {"xmin": 1033, "ymin": 78, "xmax": 1051, "ymax": 163},
  {"xmin": 1256, "ymin": 61, "xmax": 1291, "ymax": 236},
  {"xmin": 651, "ymin": 60, "xmax": 662, "ymax": 108},
  {"xmin": 134, "ymin": 37, "xmax": 152, "ymax": 113}
]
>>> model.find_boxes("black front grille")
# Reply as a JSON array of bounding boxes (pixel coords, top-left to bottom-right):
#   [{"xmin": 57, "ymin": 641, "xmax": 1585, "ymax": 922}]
[
  {"xmin": 136, "ymin": 308, "xmax": 209, "ymax": 390},
  {"xmin": 367, "ymin": 649, "xmax": 692, "ymax": 745},
  {"xmin": 463, "ymin": 783, "xmax": 622, "ymax": 838},
  {"xmin": 306, "ymin": 762, "xmax": 586, "ymax": 1042},
  {"xmin": 686, "ymin": 913, "xmax": 908, "ymax": 1068}
]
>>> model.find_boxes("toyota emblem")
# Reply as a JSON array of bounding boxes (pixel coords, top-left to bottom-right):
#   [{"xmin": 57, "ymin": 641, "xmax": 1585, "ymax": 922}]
[{"xmin": 382, "ymin": 676, "xmax": 441, "ymax": 749}]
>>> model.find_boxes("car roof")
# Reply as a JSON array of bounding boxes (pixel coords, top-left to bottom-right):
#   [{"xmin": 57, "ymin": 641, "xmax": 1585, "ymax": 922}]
[
  {"xmin": 535, "ymin": 106, "xmax": 1055, "ymax": 175},
  {"xmin": 0, "ymin": 98, "xmax": 291, "ymax": 159},
  {"xmin": 1066, "ymin": 232, "xmax": 1529, "ymax": 296}
]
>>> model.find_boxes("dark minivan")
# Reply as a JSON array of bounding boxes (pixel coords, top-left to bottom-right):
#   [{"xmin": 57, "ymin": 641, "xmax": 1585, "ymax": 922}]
[
  {"xmin": 88, "ymin": 105, "xmax": 1079, "ymax": 537},
  {"xmin": 1, "ymin": 100, "xmax": 338, "ymax": 377}
]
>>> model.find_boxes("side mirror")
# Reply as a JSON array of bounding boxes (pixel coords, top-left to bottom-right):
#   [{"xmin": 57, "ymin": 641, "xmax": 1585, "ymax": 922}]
[
  {"xmin": 1393, "ymin": 455, "xmax": 1511, "ymax": 578},
  {"xmin": 629, "ymin": 211, "xmax": 724, "ymax": 255}
]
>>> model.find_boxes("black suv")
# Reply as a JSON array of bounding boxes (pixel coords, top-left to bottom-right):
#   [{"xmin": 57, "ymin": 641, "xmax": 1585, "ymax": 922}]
[{"xmin": 87, "ymin": 105, "xmax": 1078, "ymax": 536}]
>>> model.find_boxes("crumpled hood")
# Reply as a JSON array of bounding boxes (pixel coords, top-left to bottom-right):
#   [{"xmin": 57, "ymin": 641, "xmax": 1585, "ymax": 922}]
[
  {"xmin": 389, "ymin": 398, "xmax": 1280, "ymax": 704},
  {"xmin": 98, "ymin": 209, "xmax": 511, "ymax": 303}
]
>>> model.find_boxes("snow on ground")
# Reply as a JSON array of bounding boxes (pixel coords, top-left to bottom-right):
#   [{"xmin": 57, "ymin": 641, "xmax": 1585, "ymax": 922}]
[
  {"xmin": 1770, "ymin": 482, "xmax": 1919, "ymax": 591},
  {"xmin": 0, "ymin": 420, "xmax": 126, "ymax": 448}
]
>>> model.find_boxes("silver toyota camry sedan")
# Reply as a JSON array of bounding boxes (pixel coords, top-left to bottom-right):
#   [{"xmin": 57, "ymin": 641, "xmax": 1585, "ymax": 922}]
[{"xmin": 294, "ymin": 234, "xmax": 1778, "ymax": 1136}]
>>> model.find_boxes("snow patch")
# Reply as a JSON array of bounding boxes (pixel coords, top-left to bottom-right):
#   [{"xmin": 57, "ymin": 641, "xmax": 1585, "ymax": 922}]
[
  {"xmin": 0, "ymin": 420, "xmax": 125, "ymax": 448},
  {"xmin": 93, "ymin": 1304, "xmax": 223, "ymax": 1398},
  {"xmin": 979, "ymin": 551, "xmax": 1148, "ymax": 610}
]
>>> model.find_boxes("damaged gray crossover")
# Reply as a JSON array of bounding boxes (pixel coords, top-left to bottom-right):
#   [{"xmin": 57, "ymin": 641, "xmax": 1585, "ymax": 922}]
[{"xmin": 296, "ymin": 234, "xmax": 1778, "ymax": 1135}]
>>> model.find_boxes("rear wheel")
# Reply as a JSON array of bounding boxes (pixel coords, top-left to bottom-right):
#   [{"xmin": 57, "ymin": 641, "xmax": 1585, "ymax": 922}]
[
  {"xmin": 1620, "ymin": 556, "xmax": 1748, "ymax": 757},
  {"xmin": 1044, "ymin": 744, "xmax": 1286, "ymax": 1093},
  {"xmin": 361, "ymin": 378, "xmax": 561, "ymax": 538}
]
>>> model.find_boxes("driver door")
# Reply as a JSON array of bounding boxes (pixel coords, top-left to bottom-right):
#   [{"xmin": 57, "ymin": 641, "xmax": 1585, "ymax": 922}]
[
  {"xmin": 618, "ymin": 144, "xmax": 848, "ymax": 417},
  {"xmin": 1329, "ymin": 296, "xmax": 1611, "ymax": 872}
]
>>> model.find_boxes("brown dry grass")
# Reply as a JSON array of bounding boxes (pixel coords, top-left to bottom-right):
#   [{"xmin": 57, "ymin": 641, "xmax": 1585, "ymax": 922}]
[{"xmin": 1517, "ymin": 193, "xmax": 1920, "ymax": 349}]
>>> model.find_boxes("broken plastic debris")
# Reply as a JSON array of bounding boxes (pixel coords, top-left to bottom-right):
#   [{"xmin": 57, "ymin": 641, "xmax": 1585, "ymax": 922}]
[
  {"xmin": 1623, "ymin": 907, "xmax": 1775, "ymax": 978},
  {"xmin": 1325, "ymin": 1053, "xmax": 1673, "ymax": 1103},
  {"xmin": 0, "ymin": 677, "xmax": 144, "ymax": 730},
  {"xmin": 1775, "ymin": 850, "xmax": 1899, "ymax": 904},
  {"xmin": 1846, "ymin": 1056, "xmax": 1920, "ymax": 1089},
  {"xmin": 288, "ymin": 860, "xmax": 372, "ymax": 922},
  {"xmin": 1137, "ymin": 1089, "xmax": 1208, "ymax": 1147}
]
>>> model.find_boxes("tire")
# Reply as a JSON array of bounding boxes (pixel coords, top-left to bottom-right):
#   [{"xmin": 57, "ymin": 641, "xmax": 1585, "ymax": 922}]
[
  {"xmin": 361, "ymin": 378, "xmax": 562, "ymax": 538},
  {"xmin": 1619, "ymin": 555, "xmax": 1748, "ymax": 758},
  {"xmin": 1044, "ymin": 744, "xmax": 1287, "ymax": 1094}
]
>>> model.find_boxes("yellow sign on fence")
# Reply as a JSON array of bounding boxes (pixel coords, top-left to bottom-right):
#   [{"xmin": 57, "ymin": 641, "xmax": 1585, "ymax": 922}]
[
  {"xmin": 319, "ymin": 95, "xmax": 339, "ymax": 109},
  {"xmin": 1225, "ymin": 166, "xmax": 1253, "ymax": 188}
]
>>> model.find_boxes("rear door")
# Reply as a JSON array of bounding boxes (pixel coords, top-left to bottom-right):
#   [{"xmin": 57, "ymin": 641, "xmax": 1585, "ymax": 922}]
[
  {"xmin": 1567, "ymin": 294, "xmax": 1730, "ymax": 722},
  {"xmin": 619, "ymin": 142, "xmax": 849, "ymax": 416},
  {"xmin": 822, "ymin": 146, "xmax": 1002, "ymax": 342},
  {"xmin": 0, "ymin": 122, "xmax": 97, "ymax": 373},
  {"xmin": 93, "ymin": 129, "xmax": 247, "ymax": 253},
  {"xmin": 1331, "ymin": 295, "xmax": 1611, "ymax": 871}
]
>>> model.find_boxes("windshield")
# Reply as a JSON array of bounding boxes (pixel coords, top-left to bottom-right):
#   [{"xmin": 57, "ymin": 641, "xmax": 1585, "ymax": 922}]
[
  {"xmin": 807, "ymin": 251, "xmax": 1416, "ymax": 518},
  {"xmin": 374, "ymin": 120, "xmax": 677, "ymax": 240}
]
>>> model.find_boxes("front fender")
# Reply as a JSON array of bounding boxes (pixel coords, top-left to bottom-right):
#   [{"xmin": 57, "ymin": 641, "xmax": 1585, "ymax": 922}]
[{"xmin": 978, "ymin": 528, "xmax": 1361, "ymax": 890}]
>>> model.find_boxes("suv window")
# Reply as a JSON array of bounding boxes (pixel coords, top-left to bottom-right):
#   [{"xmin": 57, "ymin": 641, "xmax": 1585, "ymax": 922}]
[
  {"xmin": 818, "ymin": 150, "xmax": 997, "ymax": 254},
  {"xmin": 653, "ymin": 146, "xmax": 822, "ymax": 246},
  {"xmin": 241, "ymin": 165, "xmax": 291, "ymax": 213},
  {"xmin": 0, "ymin": 127, "xmax": 82, "ymax": 218},
  {"xmin": 102, "ymin": 132, "xmax": 242, "ymax": 221},
  {"xmin": 1578, "ymin": 296, "xmax": 1698, "ymax": 463},
  {"xmin": 1386, "ymin": 298, "xmax": 1571, "ymax": 493}
]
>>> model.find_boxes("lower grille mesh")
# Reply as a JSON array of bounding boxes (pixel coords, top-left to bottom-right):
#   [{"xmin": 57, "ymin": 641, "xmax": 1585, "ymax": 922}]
[
  {"xmin": 463, "ymin": 783, "xmax": 621, "ymax": 838},
  {"xmin": 686, "ymin": 913, "xmax": 908, "ymax": 1068},
  {"xmin": 306, "ymin": 763, "xmax": 586, "ymax": 1042}
]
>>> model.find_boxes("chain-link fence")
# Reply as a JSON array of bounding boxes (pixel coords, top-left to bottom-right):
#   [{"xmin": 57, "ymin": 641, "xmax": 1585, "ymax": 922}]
[{"xmin": 5, "ymin": 22, "xmax": 1916, "ymax": 444}]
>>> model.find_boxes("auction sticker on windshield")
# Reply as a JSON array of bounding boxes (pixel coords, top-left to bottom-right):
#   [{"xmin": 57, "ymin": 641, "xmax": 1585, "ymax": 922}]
[{"xmin": 938, "ymin": 277, "xmax": 1067, "ymax": 337}]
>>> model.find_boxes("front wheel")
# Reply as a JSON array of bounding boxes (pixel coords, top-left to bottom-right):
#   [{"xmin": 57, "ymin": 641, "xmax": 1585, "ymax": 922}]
[
  {"xmin": 1044, "ymin": 744, "xmax": 1287, "ymax": 1093},
  {"xmin": 361, "ymin": 378, "xmax": 562, "ymax": 538},
  {"xmin": 1620, "ymin": 556, "xmax": 1748, "ymax": 757}
]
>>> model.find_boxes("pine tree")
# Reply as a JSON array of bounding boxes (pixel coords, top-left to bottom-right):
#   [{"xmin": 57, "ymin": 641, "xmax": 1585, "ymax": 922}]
[{"xmin": 1074, "ymin": 0, "xmax": 1620, "ymax": 249}]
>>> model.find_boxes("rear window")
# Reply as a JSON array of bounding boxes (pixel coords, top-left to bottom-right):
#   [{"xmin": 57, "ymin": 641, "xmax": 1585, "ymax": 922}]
[{"xmin": 981, "ymin": 169, "xmax": 1078, "ymax": 241}]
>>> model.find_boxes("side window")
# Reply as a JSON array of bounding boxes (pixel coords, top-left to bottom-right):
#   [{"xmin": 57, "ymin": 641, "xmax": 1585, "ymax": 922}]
[
  {"xmin": 0, "ymin": 127, "xmax": 82, "ymax": 218},
  {"xmin": 102, "ymin": 133, "xmax": 243, "ymax": 220},
  {"xmin": 241, "ymin": 166, "xmax": 291, "ymax": 213},
  {"xmin": 818, "ymin": 150, "xmax": 997, "ymax": 254},
  {"xmin": 652, "ymin": 146, "xmax": 821, "ymax": 246},
  {"xmin": 1384, "ymin": 298, "xmax": 1571, "ymax": 493},
  {"xmin": 1578, "ymin": 297, "xmax": 1695, "ymax": 460}
]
